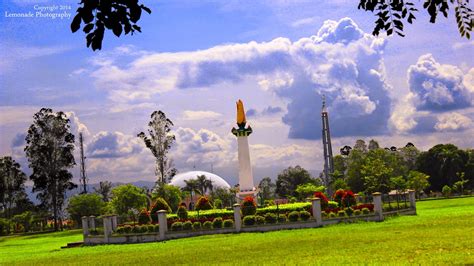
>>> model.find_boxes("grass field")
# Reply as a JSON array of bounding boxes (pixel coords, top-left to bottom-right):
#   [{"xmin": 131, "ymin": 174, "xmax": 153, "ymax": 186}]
[{"xmin": 1, "ymin": 197, "xmax": 473, "ymax": 265}]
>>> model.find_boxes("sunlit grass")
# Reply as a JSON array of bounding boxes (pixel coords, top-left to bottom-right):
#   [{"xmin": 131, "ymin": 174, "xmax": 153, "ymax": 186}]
[{"xmin": 1, "ymin": 198, "xmax": 473, "ymax": 265}]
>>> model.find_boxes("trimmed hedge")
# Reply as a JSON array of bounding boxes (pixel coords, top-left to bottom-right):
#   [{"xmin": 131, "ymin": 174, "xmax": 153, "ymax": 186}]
[
  {"xmin": 203, "ymin": 221, "xmax": 213, "ymax": 229},
  {"xmin": 223, "ymin": 219, "xmax": 234, "ymax": 228},
  {"xmin": 171, "ymin": 222, "xmax": 183, "ymax": 231},
  {"xmin": 288, "ymin": 211, "xmax": 299, "ymax": 222},
  {"xmin": 183, "ymin": 221, "xmax": 193, "ymax": 230},
  {"xmin": 255, "ymin": 215, "xmax": 265, "ymax": 225},
  {"xmin": 255, "ymin": 202, "xmax": 311, "ymax": 216},
  {"xmin": 192, "ymin": 222, "xmax": 201, "ymax": 230},
  {"xmin": 264, "ymin": 213, "xmax": 277, "ymax": 224},
  {"xmin": 243, "ymin": 215, "xmax": 256, "ymax": 226},
  {"xmin": 212, "ymin": 218, "xmax": 223, "ymax": 229},
  {"xmin": 299, "ymin": 211, "xmax": 311, "ymax": 221}
]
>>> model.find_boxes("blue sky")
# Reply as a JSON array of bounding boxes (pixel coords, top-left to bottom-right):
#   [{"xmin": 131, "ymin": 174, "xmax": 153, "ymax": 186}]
[{"xmin": 1, "ymin": 0, "xmax": 473, "ymax": 186}]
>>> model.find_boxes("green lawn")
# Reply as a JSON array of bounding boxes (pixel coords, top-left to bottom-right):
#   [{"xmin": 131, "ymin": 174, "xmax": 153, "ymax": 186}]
[{"xmin": 1, "ymin": 197, "xmax": 473, "ymax": 265}]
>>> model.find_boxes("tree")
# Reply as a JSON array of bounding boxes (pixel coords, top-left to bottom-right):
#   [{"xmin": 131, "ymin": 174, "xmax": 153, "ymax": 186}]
[
  {"xmin": 0, "ymin": 157, "xmax": 27, "ymax": 219},
  {"xmin": 442, "ymin": 185, "xmax": 452, "ymax": 198},
  {"xmin": 416, "ymin": 144, "xmax": 468, "ymax": 192},
  {"xmin": 152, "ymin": 183, "xmax": 182, "ymax": 212},
  {"xmin": 24, "ymin": 108, "xmax": 77, "ymax": 231},
  {"xmin": 354, "ymin": 139, "xmax": 368, "ymax": 153},
  {"xmin": 71, "ymin": 0, "xmax": 152, "ymax": 51},
  {"xmin": 275, "ymin": 166, "xmax": 318, "ymax": 198},
  {"xmin": 67, "ymin": 193, "xmax": 105, "ymax": 226},
  {"xmin": 358, "ymin": 0, "xmax": 472, "ymax": 39},
  {"xmin": 332, "ymin": 178, "xmax": 349, "ymax": 191},
  {"xmin": 182, "ymin": 179, "xmax": 200, "ymax": 209},
  {"xmin": 362, "ymin": 156, "xmax": 393, "ymax": 194},
  {"xmin": 346, "ymin": 149, "xmax": 366, "ymax": 193},
  {"xmin": 406, "ymin": 170, "xmax": 430, "ymax": 199},
  {"xmin": 258, "ymin": 177, "xmax": 276, "ymax": 202},
  {"xmin": 94, "ymin": 181, "xmax": 113, "ymax": 202},
  {"xmin": 210, "ymin": 187, "xmax": 235, "ymax": 208},
  {"xmin": 110, "ymin": 184, "xmax": 147, "ymax": 216},
  {"xmin": 453, "ymin": 172, "xmax": 468, "ymax": 195},
  {"xmin": 138, "ymin": 111, "xmax": 176, "ymax": 185},
  {"xmin": 196, "ymin": 175, "xmax": 213, "ymax": 195},
  {"xmin": 399, "ymin": 144, "xmax": 420, "ymax": 171},
  {"xmin": 368, "ymin": 139, "xmax": 380, "ymax": 151}
]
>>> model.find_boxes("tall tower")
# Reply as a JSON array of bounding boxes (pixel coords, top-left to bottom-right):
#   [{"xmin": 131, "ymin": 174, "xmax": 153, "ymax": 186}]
[
  {"xmin": 231, "ymin": 99, "xmax": 256, "ymax": 200},
  {"xmin": 321, "ymin": 95, "xmax": 334, "ymax": 195},
  {"xmin": 79, "ymin": 132, "xmax": 88, "ymax": 194}
]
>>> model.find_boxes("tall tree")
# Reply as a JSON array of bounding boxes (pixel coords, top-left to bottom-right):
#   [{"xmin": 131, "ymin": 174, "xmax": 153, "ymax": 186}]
[
  {"xmin": 354, "ymin": 139, "xmax": 368, "ymax": 153},
  {"xmin": 110, "ymin": 184, "xmax": 147, "ymax": 216},
  {"xmin": 368, "ymin": 139, "xmax": 380, "ymax": 151},
  {"xmin": 196, "ymin": 175, "xmax": 213, "ymax": 195},
  {"xmin": 94, "ymin": 181, "xmax": 113, "ymax": 202},
  {"xmin": 258, "ymin": 177, "xmax": 276, "ymax": 202},
  {"xmin": 275, "ymin": 166, "xmax": 317, "ymax": 198},
  {"xmin": 0, "ymin": 157, "xmax": 27, "ymax": 218},
  {"xmin": 138, "ymin": 110, "xmax": 176, "ymax": 185},
  {"xmin": 24, "ymin": 108, "xmax": 77, "ymax": 231},
  {"xmin": 406, "ymin": 170, "xmax": 430, "ymax": 199}
]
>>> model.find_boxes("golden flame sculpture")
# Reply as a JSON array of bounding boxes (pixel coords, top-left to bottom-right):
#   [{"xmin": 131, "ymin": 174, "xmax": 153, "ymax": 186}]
[{"xmin": 236, "ymin": 99, "xmax": 246, "ymax": 125}]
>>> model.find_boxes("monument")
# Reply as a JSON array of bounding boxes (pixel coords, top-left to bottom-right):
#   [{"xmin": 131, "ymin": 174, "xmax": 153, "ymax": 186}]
[
  {"xmin": 321, "ymin": 95, "xmax": 334, "ymax": 196},
  {"xmin": 231, "ymin": 99, "xmax": 257, "ymax": 200}
]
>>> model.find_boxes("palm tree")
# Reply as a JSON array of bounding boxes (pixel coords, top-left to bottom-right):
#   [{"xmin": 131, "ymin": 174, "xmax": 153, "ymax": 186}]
[
  {"xmin": 197, "ymin": 175, "xmax": 213, "ymax": 195},
  {"xmin": 183, "ymin": 179, "xmax": 200, "ymax": 208},
  {"xmin": 94, "ymin": 181, "xmax": 113, "ymax": 202}
]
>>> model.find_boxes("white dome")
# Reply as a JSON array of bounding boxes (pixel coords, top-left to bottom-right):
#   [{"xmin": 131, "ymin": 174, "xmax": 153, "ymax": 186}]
[{"xmin": 169, "ymin": 171, "xmax": 231, "ymax": 190}]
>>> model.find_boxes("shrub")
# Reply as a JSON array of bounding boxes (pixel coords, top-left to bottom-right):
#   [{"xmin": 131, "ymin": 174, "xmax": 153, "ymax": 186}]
[
  {"xmin": 212, "ymin": 217, "xmax": 223, "ymax": 229},
  {"xmin": 362, "ymin": 208, "xmax": 370, "ymax": 215},
  {"xmin": 183, "ymin": 221, "xmax": 193, "ymax": 231},
  {"xmin": 203, "ymin": 221, "xmax": 213, "ymax": 229},
  {"xmin": 328, "ymin": 201, "xmax": 339, "ymax": 209},
  {"xmin": 192, "ymin": 222, "xmax": 202, "ymax": 230},
  {"xmin": 0, "ymin": 218, "xmax": 10, "ymax": 235},
  {"xmin": 442, "ymin": 185, "xmax": 452, "ymax": 198},
  {"xmin": 264, "ymin": 213, "xmax": 277, "ymax": 224},
  {"xmin": 196, "ymin": 196, "xmax": 213, "ymax": 211},
  {"xmin": 131, "ymin": 225, "xmax": 141, "ymax": 234},
  {"xmin": 171, "ymin": 222, "xmax": 183, "ymax": 231},
  {"xmin": 299, "ymin": 211, "xmax": 311, "ymax": 221},
  {"xmin": 154, "ymin": 224, "xmax": 160, "ymax": 232},
  {"xmin": 337, "ymin": 210, "xmax": 346, "ymax": 217},
  {"xmin": 138, "ymin": 209, "xmax": 151, "ymax": 224},
  {"xmin": 213, "ymin": 199, "xmax": 223, "ymax": 209},
  {"xmin": 176, "ymin": 206, "xmax": 188, "ymax": 219},
  {"xmin": 223, "ymin": 219, "xmax": 234, "ymax": 228},
  {"xmin": 288, "ymin": 211, "xmax": 300, "ymax": 222},
  {"xmin": 333, "ymin": 189, "xmax": 346, "ymax": 207},
  {"xmin": 241, "ymin": 196, "xmax": 257, "ymax": 217},
  {"xmin": 150, "ymin": 197, "xmax": 172, "ymax": 223},
  {"xmin": 289, "ymin": 197, "xmax": 297, "ymax": 203},
  {"xmin": 328, "ymin": 212, "xmax": 336, "ymax": 218},
  {"xmin": 353, "ymin": 209, "xmax": 362, "ymax": 216},
  {"xmin": 264, "ymin": 200, "xmax": 274, "ymax": 206},
  {"xmin": 147, "ymin": 225, "xmax": 155, "ymax": 233},
  {"xmin": 116, "ymin": 226, "xmax": 125, "ymax": 234},
  {"xmin": 255, "ymin": 215, "xmax": 265, "ymax": 225},
  {"xmin": 243, "ymin": 215, "xmax": 256, "ymax": 226},
  {"xmin": 345, "ymin": 207, "xmax": 354, "ymax": 216},
  {"xmin": 313, "ymin": 192, "xmax": 329, "ymax": 209},
  {"xmin": 278, "ymin": 214, "xmax": 287, "ymax": 223},
  {"xmin": 342, "ymin": 190, "xmax": 356, "ymax": 207},
  {"xmin": 353, "ymin": 203, "xmax": 375, "ymax": 212},
  {"xmin": 322, "ymin": 212, "xmax": 328, "ymax": 218},
  {"xmin": 124, "ymin": 225, "xmax": 132, "ymax": 234}
]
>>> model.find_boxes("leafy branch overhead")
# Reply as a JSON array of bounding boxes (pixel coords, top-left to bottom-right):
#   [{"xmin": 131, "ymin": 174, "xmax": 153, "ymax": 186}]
[
  {"xmin": 358, "ymin": 0, "xmax": 473, "ymax": 39},
  {"xmin": 70, "ymin": 0, "xmax": 151, "ymax": 51}
]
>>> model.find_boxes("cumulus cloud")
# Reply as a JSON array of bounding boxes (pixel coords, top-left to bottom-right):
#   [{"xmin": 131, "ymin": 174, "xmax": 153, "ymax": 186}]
[
  {"xmin": 408, "ymin": 54, "xmax": 473, "ymax": 111},
  {"xmin": 66, "ymin": 111, "xmax": 90, "ymax": 138},
  {"xmin": 90, "ymin": 17, "xmax": 391, "ymax": 140},
  {"xmin": 434, "ymin": 112, "xmax": 472, "ymax": 132},
  {"xmin": 391, "ymin": 55, "xmax": 474, "ymax": 134},
  {"xmin": 181, "ymin": 110, "xmax": 222, "ymax": 121},
  {"xmin": 87, "ymin": 131, "xmax": 144, "ymax": 158}
]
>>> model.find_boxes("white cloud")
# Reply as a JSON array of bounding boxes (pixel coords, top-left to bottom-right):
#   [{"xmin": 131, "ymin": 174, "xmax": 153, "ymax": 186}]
[
  {"xmin": 291, "ymin": 17, "xmax": 317, "ymax": 27},
  {"xmin": 434, "ymin": 112, "xmax": 472, "ymax": 132},
  {"xmin": 87, "ymin": 131, "xmax": 144, "ymax": 158},
  {"xmin": 181, "ymin": 110, "xmax": 222, "ymax": 121}
]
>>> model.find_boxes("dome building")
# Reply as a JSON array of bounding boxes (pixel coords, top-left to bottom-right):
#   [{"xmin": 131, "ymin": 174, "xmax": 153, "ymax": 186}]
[{"xmin": 169, "ymin": 171, "xmax": 231, "ymax": 190}]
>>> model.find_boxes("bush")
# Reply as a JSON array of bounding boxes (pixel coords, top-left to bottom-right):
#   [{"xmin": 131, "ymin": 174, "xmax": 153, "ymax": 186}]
[
  {"xmin": 154, "ymin": 224, "xmax": 160, "ymax": 232},
  {"xmin": 243, "ymin": 215, "xmax": 256, "ymax": 226},
  {"xmin": 333, "ymin": 189, "xmax": 346, "ymax": 207},
  {"xmin": 313, "ymin": 192, "xmax": 329, "ymax": 210},
  {"xmin": 138, "ymin": 209, "xmax": 151, "ymax": 224},
  {"xmin": 322, "ymin": 212, "xmax": 328, "ymax": 218},
  {"xmin": 192, "ymin": 222, "xmax": 202, "ymax": 230},
  {"xmin": 176, "ymin": 206, "xmax": 188, "ymax": 219},
  {"xmin": 342, "ymin": 190, "xmax": 356, "ymax": 207},
  {"xmin": 132, "ymin": 225, "xmax": 141, "ymax": 234},
  {"xmin": 150, "ymin": 197, "xmax": 172, "ymax": 223},
  {"xmin": 171, "ymin": 222, "xmax": 183, "ymax": 231},
  {"xmin": 264, "ymin": 200, "xmax": 274, "ymax": 206},
  {"xmin": 183, "ymin": 221, "xmax": 193, "ymax": 231},
  {"xmin": 255, "ymin": 215, "xmax": 265, "ymax": 225},
  {"xmin": 223, "ymin": 219, "xmax": 234, "ymax": 228},
  {"xmin": 116, "ymin": 226, "xmax": 125, "ymax": 234},
  {"xmin": 241, "ymin": 196, "xmax": 257, "ymax": 217},
  {"xmin": 362, "ymin": 208, "xmax": 370, "ymax": 215},
  {"xmin": 337, "ymin": 210, "xmax": 346, "ymax": 217},
  {"xmin": 288, "ymin": 211, "xmax": 299, "ymax": 222},
  {"xmin": 299, "ymin": 211, "xmax": 311, "ymax": 221},
  {"xmin": 124, "ymin": 225, "xmax": 132, "ymax": 234},
  {"xmin": 147, "ymin": 225, "xmax": 155, "ymax": 233},
  {"xmin": 264, "ymin": 213, "xmax": 277, "ymax": 224},
  {"xmin": 442, "ymin": 185, "xmax": 452, "ymax": 198},
  {"xmin": 278, "ymin": 214, "xmax": 287, "ymax": 223},
  {"xmin": 212, "ymin": 217, "xmax": 223, "ymax": 228},
  {"xmin": 0, "ymin": 218, "xmax": 11, "ymax": 235},
  {"xmin": 328, "ymin": 212, "xmax": 336, "ymax": 218},
  {"xmin": 353, "ymin": 209, "xmax": 362, "ymax": 216},
  {"xmin": 203, "ymin": 221, "xmax": 213, "ymax": 229},
  {"xmin": 196, "ymin": 196, "xmax": 213, "ymax": 211},
  {"xmin": 345, "ymin": 207, "xmax": 354, "ymax": 216},
  {"xmin": 328, "ymin": 201, "xmax": 339, "ymax": 209}
]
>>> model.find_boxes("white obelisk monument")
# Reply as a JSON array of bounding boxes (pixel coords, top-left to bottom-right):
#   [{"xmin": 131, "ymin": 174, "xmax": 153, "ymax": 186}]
[{"xmin": 232, "ymin": 99, "xmax": 256, "ymax": 200}]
